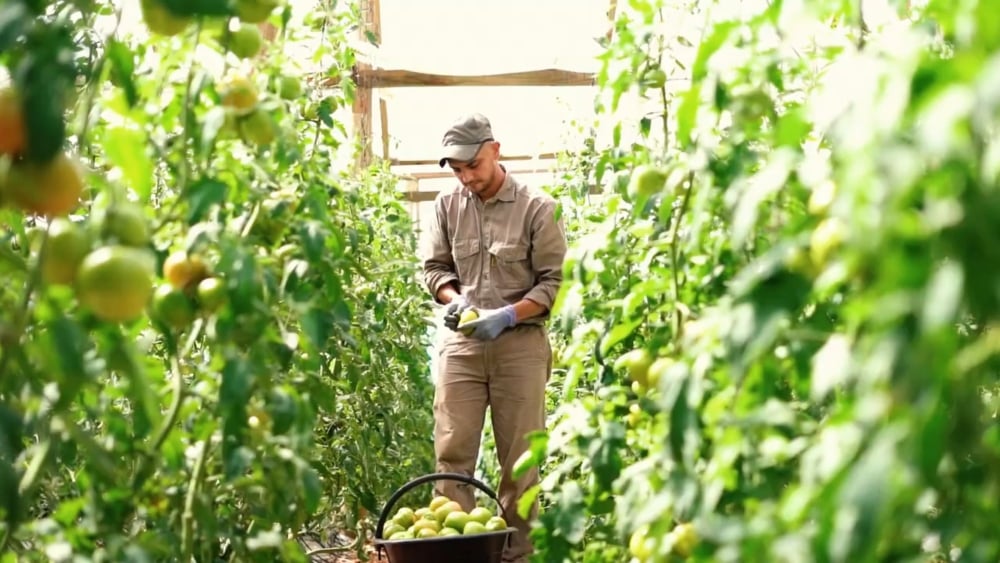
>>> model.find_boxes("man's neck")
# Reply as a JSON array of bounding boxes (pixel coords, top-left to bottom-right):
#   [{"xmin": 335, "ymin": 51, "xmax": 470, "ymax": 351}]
[{"xmin": 476, "ymin": 165, "xmax": 507, "ymax": 201}]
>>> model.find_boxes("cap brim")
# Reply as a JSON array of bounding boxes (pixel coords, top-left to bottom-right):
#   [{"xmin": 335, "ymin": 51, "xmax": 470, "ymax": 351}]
[{"xmin": 438, "ymin": 144, "xmax": 483, "ymax": 167}]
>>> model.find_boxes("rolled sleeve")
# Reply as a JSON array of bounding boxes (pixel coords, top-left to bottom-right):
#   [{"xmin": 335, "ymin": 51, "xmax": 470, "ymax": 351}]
[
  {"xmin": 524, "ymin": 199, "xmax": 567, "ymax": 311},
  {"xmin": 421, "ymin": 197, "xmax": 459, "ymax": 304}
]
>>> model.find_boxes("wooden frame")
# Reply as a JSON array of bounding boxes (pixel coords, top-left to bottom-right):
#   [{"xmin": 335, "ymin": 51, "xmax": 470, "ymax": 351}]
[
  {"xmin": 352, "ymin": 67, "xmax": 596, "ymax": 88},
  {"xmin": 350, "ymin": 0, "xmax": 620, "ymax": 183}
]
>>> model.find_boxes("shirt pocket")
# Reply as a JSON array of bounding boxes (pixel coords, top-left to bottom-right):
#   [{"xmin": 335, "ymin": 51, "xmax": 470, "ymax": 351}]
[
  {"xmin": 451, "ymin": 238, "xmax": 481, "ymax": 283},
  {"xmin": 488, "ymin": 241, "xmax": 532, "ymax": 289}
]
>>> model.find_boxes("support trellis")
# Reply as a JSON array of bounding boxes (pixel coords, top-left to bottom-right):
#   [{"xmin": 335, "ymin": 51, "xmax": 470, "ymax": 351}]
[{"xmin": 349, "ymin": 0, "xmax": 618, "ymax": 203}]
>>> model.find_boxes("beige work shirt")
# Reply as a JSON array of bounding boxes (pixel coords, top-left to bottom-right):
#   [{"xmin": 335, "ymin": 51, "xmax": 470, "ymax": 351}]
[{"xmin": 421, "ymin": 171, "xmax": 567, "ymax": 324}]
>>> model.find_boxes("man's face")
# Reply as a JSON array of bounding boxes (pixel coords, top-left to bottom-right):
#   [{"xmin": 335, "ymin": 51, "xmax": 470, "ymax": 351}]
[{"xmin": 448, "ymin": 142, "xmax": 499, "ymax": 196}]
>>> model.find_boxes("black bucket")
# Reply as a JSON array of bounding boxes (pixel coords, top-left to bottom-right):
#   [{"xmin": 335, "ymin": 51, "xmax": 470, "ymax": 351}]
[{"xmin": 373, "ymin": 472, "xmax": 515, "ymax": 563}]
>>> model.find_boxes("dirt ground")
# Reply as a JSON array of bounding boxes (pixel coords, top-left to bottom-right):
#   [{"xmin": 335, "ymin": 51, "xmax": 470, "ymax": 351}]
[{"xmin": 299, "ymin": 531, "xmax": 380, "ymax": 563}]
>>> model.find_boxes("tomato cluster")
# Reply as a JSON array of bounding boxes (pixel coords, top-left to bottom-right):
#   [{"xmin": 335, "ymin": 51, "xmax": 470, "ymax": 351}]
[
  {"xmin": 14, "ymin": 194, "xmax": 226, "ymax": 328},
  {"xmin": 0, "ymin": 87, "xmax": 84, "ymax": 218}
]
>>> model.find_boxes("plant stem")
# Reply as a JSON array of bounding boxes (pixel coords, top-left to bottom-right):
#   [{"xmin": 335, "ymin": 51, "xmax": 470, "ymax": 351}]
[
  {"xmin": 131, "ymin": 343, "xmax": 185, "ymax": 492},
  {"xmin": 154, "ymin": 20, "xmax": 203, "ymax": 233},
  {"xmin": 151, "ymin": 349, "xmax": 186, "ymax": 451},
  {"xmin": 181, "ymin": 437, "xmax": 210, "ymax": 559},
  {"xmin": 670, "ymin": 172, "xmax": 695, "ymax": 338},
  {"xmin": 0, "ymin": 218, "xmax": 54, "ymax": 379}
]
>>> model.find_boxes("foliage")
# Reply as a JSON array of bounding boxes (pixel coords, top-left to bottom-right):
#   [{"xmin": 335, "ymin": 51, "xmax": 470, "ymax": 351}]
[
  {"xmin": 0, "ymin": 0, "xmax": 435, "ymax": 560},
  {"xmin": 527, "ymin": 0, "xmax": 1000, "ymax": 561}
]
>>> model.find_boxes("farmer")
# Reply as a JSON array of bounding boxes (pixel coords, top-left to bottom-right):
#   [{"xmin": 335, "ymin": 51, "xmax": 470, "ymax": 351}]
[{"xmin": 420, "ymin": 112, "xmax": 568, "ymax": 562}]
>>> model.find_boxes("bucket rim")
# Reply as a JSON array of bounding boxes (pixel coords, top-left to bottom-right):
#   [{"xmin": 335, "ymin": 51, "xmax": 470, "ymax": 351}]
[
  {"xmin": 375, "ymin": 472, "xmax": 513, "ymax": 540},
  {"xmin": 373, "ymin": 528, "xmax": 514, "ymax": 547}
]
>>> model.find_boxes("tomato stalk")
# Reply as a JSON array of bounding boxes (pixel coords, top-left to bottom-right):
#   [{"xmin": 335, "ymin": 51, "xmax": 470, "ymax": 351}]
[
  {"xmin": 181, "ymin": 436, "xmax": 209, "ymax": 559},
  {"xmin": 8, "ymin": 436, "xmax": 54, "ymax": 550},
  {"xmin": 0, "ymin": 218, "xmax": 56, "ymax": 378},
  {"xmin": 76, "ymin": 4, "xmax": 125, "ymax": 161},
  {"xmin": 153, "ymin": 20, "xmax": 204, "ymax": 231},
  {"xmin": 150, "ymin": 351, "xmax": 186, "ymax": 454},
  {"xmin": 669, "ymin": 172, "xmax": 694, "ymax": 338},
  {"xmin": 131, "ymin": 341, "xmax": 187, "ymax": 494}
]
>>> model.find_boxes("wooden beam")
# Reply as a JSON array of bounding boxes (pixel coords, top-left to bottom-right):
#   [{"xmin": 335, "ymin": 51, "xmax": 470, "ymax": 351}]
[
  {"xmin": 400, "ymin": 185, "xmax": 603, "ymax": 202},
  {"xmin": 392, "ymin": 152, "xmax": 563, "ymax": 166},
  {"xmin": 349, "ymin": 67, "xmax": 596, "ymax": 88},
  {"xmin": 406, "ymin": 166, "xmax": 559, "ymax": 180}
]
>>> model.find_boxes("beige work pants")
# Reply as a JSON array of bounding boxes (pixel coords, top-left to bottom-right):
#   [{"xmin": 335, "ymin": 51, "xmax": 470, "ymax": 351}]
[{"xmin": 433, "ymin": 324, "xmax": 551, "ymax": 563}]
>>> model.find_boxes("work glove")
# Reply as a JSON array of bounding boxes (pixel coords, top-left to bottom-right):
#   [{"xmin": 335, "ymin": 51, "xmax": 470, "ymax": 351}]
[
  {"xmin": 443, "ymin": 295, "xmax": 471, "ymax": 331},
  {"xmin": 458, "ymin": 305, "xmax": 517, "ymax": 341}
]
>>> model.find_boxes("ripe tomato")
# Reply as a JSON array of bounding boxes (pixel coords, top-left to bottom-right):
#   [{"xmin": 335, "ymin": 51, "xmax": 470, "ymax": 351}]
[
  {"xmin": 163, "ymin": 250, "xmax": 210, "ymax": 290},
  {"xmin": 2, "ymin": 151, "xmax": 84, "ymax": 217},
  {"xmin": 0, "ymin": 88, "xmax": 25, "ymax": 156},
  {"xmin": 219, "ymin": 75, "xmax": 259, "ymax": 115}
]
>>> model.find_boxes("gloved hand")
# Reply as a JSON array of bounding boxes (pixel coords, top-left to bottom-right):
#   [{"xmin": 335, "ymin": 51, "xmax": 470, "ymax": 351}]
[
  {"xmin": 443, "ymin": 295, "xmax": 471, "ymax": 331},
  {"xmin": 458, "ymin": 305, "xmax": 517, "ymax": 341}
]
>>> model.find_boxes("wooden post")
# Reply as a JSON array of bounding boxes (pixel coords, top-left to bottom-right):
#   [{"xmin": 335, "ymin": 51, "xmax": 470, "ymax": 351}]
[
  {"xmin": 352, "ymin": 0, "xmax": 381, "ymax": 171},
  {"xmin": 352, "ymin": 62, "xmax": 373, "ymax": 170},
  {"xmin": 605, "ymin": 0, "xmax": 619, "ymax": 43},
  {"xmin": 379, "ymin": 98, "xmax": 389, "ymax": 160}
]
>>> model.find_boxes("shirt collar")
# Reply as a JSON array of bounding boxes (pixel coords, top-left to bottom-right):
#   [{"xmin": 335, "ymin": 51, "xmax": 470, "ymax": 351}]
[{"xmin": 495, "ymin": 166, "xmax": 516, "ymax": 202}]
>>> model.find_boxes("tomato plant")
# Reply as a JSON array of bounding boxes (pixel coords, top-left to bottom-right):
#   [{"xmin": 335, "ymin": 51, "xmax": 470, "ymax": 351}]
[
  {"xmin": 1, "ymin": 0, "xmax": 434, "ymax": 560},
  {"xmin": 523, "ymin": 0, "xmax": 1000, "ymax": 562}
]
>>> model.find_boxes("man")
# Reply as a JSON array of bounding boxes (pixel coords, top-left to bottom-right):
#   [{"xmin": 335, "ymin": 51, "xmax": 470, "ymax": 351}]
[{"xmin": 420, "ymin": 112, "xmax": 567, "ymax": 562}]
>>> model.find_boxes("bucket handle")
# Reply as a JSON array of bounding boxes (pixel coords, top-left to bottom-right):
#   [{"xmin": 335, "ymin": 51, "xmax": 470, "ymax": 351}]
[{"xmin": 374, "ymin": 472, "xmax": 509, "ymax": 541}]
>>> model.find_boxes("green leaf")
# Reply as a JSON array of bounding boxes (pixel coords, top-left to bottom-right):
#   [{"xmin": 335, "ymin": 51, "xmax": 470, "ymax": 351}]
[
  {"xmin": 299, "ymin": 463, "xmax": 322, "ymax": 516},
  {"xmin": 676, "ymin": 84, "xmax": 701, "ymax": 149},
  {"xmin": 46, "ymin": 314, "xmax": 89, "ymax": 409},
  {"xmin": 552, "ymin": 482, "xmax": 587, "ymax": 543},
  {"xmin": 598, "ymin": 317, "xmax": 644, "ymax": 358},
  {"xmin": 103, "ymin": 126, "xmax": 154, "ymax": 201},
  {"xmin": 0, "ymin": 405, "xmax": 24, "ymax": 462},
  {"xmin": 185, "ymin": 178, "xmax": 228, "ymax": 224},
  {"xmin": 921, "ymin": 261, "xmax": 963, "ymax": 331},
  {"xmin": 691, "ymin": 21, "xmax": 738, "ymax": 82},
  {"xmin": 17, "ymin": 58, "xmax": 67, "ymax": 164},
  {"xmin": 301, "ymin": 307, "xmax": 331, "ymax": 350},
  {"xmin": 0, "ymin": 3, "xmax": 29, "ymax": 51},
  {"xmin": 774, "ymin": 106, "xmax": 812, "ymax": 147},
  {"xmin": 106, "ymin": 39, "xmax": 138, "ymax": 108},
  {"xmin": 220, "ymin": 356, "xmax": 253, "ymax": 413},
  {"xmin": 0, "ymin": 459, "xmax": 20, "ymax": 530}
]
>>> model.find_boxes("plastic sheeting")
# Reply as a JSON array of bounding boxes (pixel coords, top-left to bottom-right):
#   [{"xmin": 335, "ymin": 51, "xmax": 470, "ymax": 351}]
[
  {"xmin": 367, "ymin": 0, "xmax": 612, "ymax": 162},
  {"xmin": 370, "ymin": 0, "xmax": 610, "ymax": 75}
]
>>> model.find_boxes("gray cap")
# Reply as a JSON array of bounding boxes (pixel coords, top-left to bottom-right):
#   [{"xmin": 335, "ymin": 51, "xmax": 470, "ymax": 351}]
[{"xmin": 438, "ymin": 113, "xmax": 494, "ymax": 167}]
